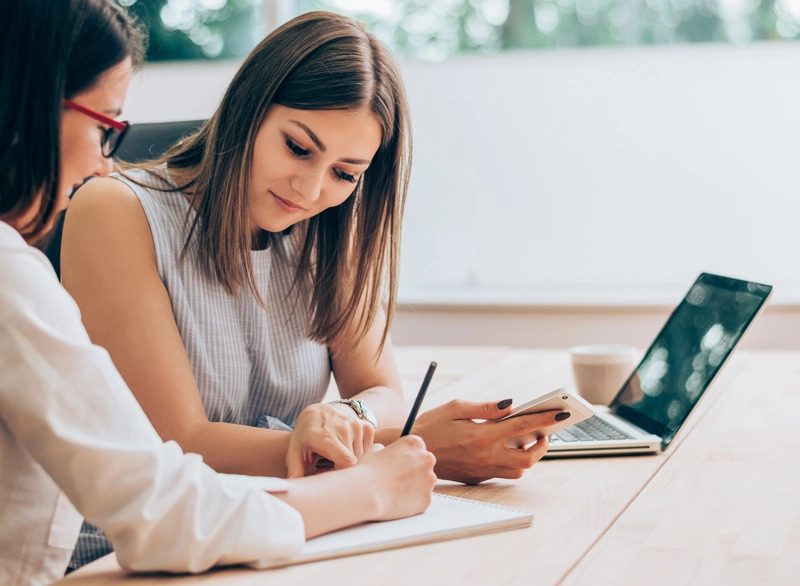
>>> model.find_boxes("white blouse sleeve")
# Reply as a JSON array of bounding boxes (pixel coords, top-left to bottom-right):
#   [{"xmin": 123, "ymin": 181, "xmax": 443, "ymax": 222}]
[{"xmin": 0, "ymin": 240, "xmax": 305, "ymax": 573}]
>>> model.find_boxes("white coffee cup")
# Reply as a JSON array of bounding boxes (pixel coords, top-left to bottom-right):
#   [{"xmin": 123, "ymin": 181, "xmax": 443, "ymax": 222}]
[{"xmin": 569, "ymin": 345, "xmax": 639, "ymax": 406}]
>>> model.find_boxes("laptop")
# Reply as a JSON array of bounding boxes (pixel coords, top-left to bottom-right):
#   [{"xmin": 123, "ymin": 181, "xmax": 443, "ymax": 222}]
[{"xmin": 546, "ymin": 272, "xmax": 772, "ymax": 458}]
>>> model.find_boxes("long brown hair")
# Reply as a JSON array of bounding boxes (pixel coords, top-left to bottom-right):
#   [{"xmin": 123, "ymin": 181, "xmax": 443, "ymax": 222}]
[{"xmin": 131, "ymin": 11, "xmax": 411, "ymax": 352}]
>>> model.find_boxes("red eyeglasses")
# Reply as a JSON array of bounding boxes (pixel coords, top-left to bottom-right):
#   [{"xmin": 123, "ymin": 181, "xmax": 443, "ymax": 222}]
[{"xmin": 63, "ymin": 99, "xmax": 131, "ymax": 158}]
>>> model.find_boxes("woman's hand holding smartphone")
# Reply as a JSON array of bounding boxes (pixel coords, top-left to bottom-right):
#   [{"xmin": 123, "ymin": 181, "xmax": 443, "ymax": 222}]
[{"xmin": 497, "ymin": 389, "xmax": 594, "ymax": 449}]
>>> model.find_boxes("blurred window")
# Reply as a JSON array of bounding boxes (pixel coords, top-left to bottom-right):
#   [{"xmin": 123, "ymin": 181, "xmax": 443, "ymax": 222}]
[
  {"xmin": 124, "ymin": 0, "xmax": 800, "ymax": 61},
  {"xmin": 119, "ymin": 0, "xmax": 267, "ymax": 61}
]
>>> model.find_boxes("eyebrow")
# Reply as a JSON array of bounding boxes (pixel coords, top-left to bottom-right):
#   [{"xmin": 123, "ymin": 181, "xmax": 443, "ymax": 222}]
[{"xmin": 289, "ymin": 119, "xmax": 371, "ymax": 166}]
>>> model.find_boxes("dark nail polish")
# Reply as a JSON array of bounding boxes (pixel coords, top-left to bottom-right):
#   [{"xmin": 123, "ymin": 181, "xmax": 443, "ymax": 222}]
[
  {"xmin": 497, "ymin": 398, "xmax": 513, "ymax": 410},
  {"xmin": 554, "ymin": 411, "xmax": 571, "ymax": 421}
]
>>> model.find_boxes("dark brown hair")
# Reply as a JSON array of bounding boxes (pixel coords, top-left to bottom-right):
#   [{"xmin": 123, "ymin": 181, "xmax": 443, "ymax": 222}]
[
  {"xmin": 0, "ymin": 0, "xmax": 145, "ymax": 243},
  {"xmin": 134, "ymin": 11, "xmax": 412, "ymax": 352}
]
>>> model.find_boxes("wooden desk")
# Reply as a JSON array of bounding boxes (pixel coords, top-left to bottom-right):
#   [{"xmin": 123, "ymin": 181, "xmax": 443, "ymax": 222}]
[
  {"xmin": 57, "ymin": 348, "xmax": 799, "ymax": 585},
  {"xmin": 562, "ymin": 351, "xmax": 800, "ymax": 586}
]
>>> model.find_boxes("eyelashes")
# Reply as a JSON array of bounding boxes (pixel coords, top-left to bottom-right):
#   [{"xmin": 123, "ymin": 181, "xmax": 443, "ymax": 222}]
[
  {"xmin": 285, "ymin": 137, "xmax": 309, "ymax": 157},
  {"xmin": 285, "ymin": 137, "xmax": 358, "ymax": 184},
  {"xmin": 334, "ymin": 169, "xmax": 357, "ymax": 184}
]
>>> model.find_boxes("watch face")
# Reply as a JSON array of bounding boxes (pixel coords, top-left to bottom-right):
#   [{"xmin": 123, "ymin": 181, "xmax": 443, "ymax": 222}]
[
  {"xmin": 331, "ymin": 399, "xmax": 378, "ymax": 428},
  {"xmin": 354, "ymin": 400, "xmax": 378, "ymax": 428}
]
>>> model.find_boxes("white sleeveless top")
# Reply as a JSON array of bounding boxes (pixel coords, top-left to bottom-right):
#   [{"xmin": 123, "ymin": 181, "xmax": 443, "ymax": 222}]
[{"xmin": 121, "ymin": 167, "xmax": 331, "ymax": 429}]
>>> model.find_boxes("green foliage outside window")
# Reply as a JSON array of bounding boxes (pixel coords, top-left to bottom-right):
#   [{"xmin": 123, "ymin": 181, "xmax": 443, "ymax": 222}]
[
  {"xmin": 122, "ymin": 0, "xmax": 800, "ymax": 62},
  {"xmin": 120, "ymin": 0, "xmax": 265, "ymax": 61}
]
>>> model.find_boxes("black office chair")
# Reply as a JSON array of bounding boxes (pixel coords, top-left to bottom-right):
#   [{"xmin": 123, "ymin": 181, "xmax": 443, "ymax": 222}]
[
  {"xmin": 114, "ymin": 119, "xmax": 205, "ymax": 164},
  {"xmin": 42, "ymin": 119, "xmax": 205, "ymax": 277}
]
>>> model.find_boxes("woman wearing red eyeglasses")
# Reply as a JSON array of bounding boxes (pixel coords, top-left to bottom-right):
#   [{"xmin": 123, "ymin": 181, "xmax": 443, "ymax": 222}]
[{"xmin": 0, "ymin": 2, "xmax": 435, "ymax": 584}]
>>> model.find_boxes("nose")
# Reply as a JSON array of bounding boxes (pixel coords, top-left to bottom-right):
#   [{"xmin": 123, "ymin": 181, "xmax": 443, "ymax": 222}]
[
  {"xmin": 289, "ymin": 167, "xmax": 325, "ymax": 203},
  {"xmin": 93, "ymin": 155, "xmax": 114, "ymax": 178}
]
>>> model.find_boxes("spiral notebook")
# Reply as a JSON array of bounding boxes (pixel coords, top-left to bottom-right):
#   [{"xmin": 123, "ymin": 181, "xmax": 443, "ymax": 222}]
[{"xmin": 250, "ymin": 493, "xmax": 533, "ymax": 569}]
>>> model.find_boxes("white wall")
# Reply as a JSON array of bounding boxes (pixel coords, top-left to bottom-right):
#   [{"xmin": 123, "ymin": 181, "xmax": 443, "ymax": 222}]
[
  {"xmin": 399, "ymin": 43, "xmax": 800, "ymax": 307},
  {"xmin": 124, "ymin": 42, "xmax": 800, "ymax": 349}
]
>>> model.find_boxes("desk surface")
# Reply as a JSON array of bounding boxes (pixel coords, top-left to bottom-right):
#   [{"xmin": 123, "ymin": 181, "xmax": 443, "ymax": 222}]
[{"xmin": 58, "ymin": 347, "xmax": 800, "ymax": 586}]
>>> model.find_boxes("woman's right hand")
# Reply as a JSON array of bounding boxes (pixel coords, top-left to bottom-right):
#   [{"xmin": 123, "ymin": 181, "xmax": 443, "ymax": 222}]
[
  {"xmin": 358, "ymin": 436, "xmax": 437, "ymax": 521},
  {"xmin": 277, "ymin": 435, "xmax": 437, "ymax": 538}
]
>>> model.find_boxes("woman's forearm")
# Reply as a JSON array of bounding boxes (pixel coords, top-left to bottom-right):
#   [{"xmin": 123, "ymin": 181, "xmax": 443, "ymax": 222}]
[
  {"xmin": 374, "ymin": 425, "xmax": 403, "ymax": 446},
  {"xmin": 179, "ymin": 421, "xmax": 293, "ymax": 477}
]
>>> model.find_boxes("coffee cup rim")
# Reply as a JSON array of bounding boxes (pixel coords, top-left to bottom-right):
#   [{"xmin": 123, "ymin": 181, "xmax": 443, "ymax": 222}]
[{"xmin": 570, "ymin": 344, "xmax": 638, "ymax": 361}]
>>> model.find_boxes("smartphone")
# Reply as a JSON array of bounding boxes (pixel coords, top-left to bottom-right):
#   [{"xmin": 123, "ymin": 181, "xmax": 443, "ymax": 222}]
[{"xmin": 497, "ymin": 388, "xmax": 594, "ymax": 448}]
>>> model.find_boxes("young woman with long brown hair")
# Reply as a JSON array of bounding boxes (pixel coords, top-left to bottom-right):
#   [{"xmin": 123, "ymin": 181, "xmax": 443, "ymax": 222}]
[{"xmin": 62, "ymin": 9, "xmax": 561, "ymax": 570}]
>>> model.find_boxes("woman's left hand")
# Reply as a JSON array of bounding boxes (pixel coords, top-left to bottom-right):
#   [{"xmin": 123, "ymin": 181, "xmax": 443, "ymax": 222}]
[
  {"xmin": 286, "ymin": 402, "xmax": 376, "ymax": 478},
  {"xmin": 410, "ymin": 399, "xmax": 553, "ymax": 484}
]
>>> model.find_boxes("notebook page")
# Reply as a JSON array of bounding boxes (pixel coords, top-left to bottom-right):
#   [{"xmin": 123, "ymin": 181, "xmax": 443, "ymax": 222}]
[{"xmin": 250, "ymin": 493, "xmax": 533, "ymax": 570}]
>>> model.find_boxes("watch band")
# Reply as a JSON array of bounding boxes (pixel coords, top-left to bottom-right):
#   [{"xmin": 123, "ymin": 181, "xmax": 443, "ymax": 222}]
[{"xmin": 329, "ymin": 399, "xmax": 378, "ymax": 428}]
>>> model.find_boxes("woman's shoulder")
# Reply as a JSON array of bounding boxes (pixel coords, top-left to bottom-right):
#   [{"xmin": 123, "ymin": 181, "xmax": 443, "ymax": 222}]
[
  {"xmin": 67, "ymin": 165, "xmax": 186, "ymax": 235},
  {"xmin": 67, "ymin": 175, "xmax": 144, "ymax": 228},
  {"xmin": 0, "ymin": 222, "xmax": 51, "ymax": 294},
  {"xmin": 62, "ymin": 175, "xmax": 157, "ymax": 267},
  {"xmin": 0, "ymin": 222, "xmax": 83, "ymax": 330}
]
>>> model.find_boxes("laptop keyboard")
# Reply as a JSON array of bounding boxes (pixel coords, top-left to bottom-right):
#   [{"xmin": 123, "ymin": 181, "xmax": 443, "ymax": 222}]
[{"xmin": 552, "ymin": 416, "xmax": 635, "ymax": 442}]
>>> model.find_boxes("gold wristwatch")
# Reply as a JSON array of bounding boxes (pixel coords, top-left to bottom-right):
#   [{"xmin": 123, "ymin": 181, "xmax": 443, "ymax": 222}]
[{"xmin": 330, "ymin": 399, "xmax": 378, "ymax": 428}]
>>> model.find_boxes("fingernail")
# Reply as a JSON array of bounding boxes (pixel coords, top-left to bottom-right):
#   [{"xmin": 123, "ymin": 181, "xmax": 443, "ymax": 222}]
[
  {"xmin": 555, "ymin": 412, "xmax": 571, "ymax": 421},
  {"xmin": 497, "ymin": 398, "xmax": 513, "ymax": 410}
]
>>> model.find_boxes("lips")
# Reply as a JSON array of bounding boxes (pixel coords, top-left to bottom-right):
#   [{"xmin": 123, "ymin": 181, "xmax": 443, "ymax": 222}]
[{"xmin": 271, "ymin": 191, "xmax": 305, "ymax": 211}]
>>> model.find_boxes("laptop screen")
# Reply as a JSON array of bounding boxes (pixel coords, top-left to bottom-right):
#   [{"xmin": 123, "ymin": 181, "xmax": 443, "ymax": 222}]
[{"xmin": 609, "ymin": 273, "xmax": 772, "ymax": 449}]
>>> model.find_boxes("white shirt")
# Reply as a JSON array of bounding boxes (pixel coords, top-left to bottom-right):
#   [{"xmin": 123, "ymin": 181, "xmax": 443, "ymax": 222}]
[{"xmin": 0, "ymin": 221, "xmax": 305, "ymax": 585}]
